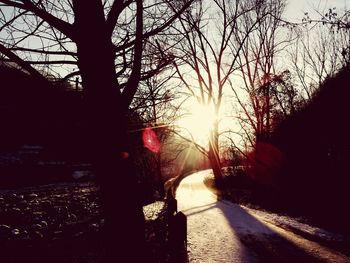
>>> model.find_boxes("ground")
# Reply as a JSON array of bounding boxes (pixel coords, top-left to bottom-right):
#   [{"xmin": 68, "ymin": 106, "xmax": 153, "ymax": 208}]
[
  {"xmin": 176, "ymin": 170, "xmax": 350, "ymax": 263},
  {"xmin": 0, "ymin": 182, "xmax": 169, "ymax": 263},
  {"xmin": 1, "ymin": 170, "xmax": 349, "ymax": 262}
]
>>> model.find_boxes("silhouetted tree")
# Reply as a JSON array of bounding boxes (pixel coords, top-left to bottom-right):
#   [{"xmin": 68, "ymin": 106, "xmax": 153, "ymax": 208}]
[{"xmin": 0, "ymin": 0, "xmax": 194, "ymax": 260}]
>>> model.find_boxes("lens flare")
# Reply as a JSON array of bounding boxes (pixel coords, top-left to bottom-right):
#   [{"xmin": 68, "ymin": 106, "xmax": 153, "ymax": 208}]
[{"xmin": 142, "ymin": 128, "xmax": 161, "ymax": 153}]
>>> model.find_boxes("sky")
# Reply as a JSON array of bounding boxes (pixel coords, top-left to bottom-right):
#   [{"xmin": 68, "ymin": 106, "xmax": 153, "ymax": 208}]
[
  {"xmin": 2, "ymin": 0, "xmax": 350, "ymax": 149},
  {"xmin": 284, "ymin": 0, "xmax": 350, "ymax": 21},
  {"xmin": 174, "ymin": 0, "xmax": 350, "ymax": 149},
  {"xmin": 2, "ymin": 0, "xmax": 349, "ymax": 79}
]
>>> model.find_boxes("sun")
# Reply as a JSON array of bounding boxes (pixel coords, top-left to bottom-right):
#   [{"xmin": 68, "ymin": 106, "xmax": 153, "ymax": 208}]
[{"xmin": 177, "ymin": 102, "xmax": 217, "ymax": 146}]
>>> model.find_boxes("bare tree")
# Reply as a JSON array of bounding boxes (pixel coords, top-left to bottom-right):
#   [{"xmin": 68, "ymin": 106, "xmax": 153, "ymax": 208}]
[
  {"xmin": 166, "ymin": 0, "xmax": 273, "ymax": 183},
  {"xmin": 231, "ymin": 0, "xmax": 297, "ymax": 146},
  {"xmin": 131, "ymin": 69, "xmax": 180, "ymax": 197},
  {"xmin": 288, "ymin": 9, "xmax": 350, "ymax": 100},
  {"xmin": 0, "ymin": 0, "xmax": 194, "ymax": 259}
]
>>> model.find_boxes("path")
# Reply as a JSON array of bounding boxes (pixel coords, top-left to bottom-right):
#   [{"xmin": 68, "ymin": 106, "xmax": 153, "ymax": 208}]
[{"xmin": 176, "ymin": 170, "xmax": 350, "ymax": 263}]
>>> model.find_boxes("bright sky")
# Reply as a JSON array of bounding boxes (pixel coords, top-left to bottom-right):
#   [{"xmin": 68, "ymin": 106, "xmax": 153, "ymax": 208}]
[
  {"xmin": 284, "ymin": 0, "xmax": 350, "ymax": 21},
  {"xmin": 176, "ymin": 0, "xmax": 350, "ymax": 150}
]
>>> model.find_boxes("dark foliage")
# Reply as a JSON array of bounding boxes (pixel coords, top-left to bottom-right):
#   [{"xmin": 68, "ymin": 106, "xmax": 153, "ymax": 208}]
[
  {"xmin": 266, "ymin": 65, "xmax": 350, "ymax": 233},
  {"xmin": 0, "ymin": 64, "xmax": 84, "ymax": 158},
  {"xmin": 127, "ymin": 114, "xmax": 166, "ymax": 205},
  {"xmin": 0, "ymin": 65, "xmax": 162, "ymax": 204}
]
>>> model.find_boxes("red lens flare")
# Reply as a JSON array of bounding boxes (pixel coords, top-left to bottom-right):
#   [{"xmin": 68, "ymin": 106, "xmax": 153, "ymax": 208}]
[
  {"xmin": 142, "ymin": 128, "xmax": 160, "ymax": 153},
  {"xmin": 246, "ymin": 142, "xmax": 284, "ymax": 186}
]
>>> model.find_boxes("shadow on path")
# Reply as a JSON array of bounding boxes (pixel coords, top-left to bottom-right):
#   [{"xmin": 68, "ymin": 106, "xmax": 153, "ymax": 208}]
[
  {"xmin": 216, "ymin": 201, "xmax": 325, "ymax": 263},
  {"xmin": 185, "ymin": 199, "xmax": 328, "ymax": 262},
  {"xmin": 177, "ymin": 170, "xmax": 350, "ymax": 263}
]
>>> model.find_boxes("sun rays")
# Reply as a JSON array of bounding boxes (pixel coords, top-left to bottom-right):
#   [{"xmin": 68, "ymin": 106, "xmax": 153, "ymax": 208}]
[{"xmin": 177, "ymin": 102, "xmax": 217, "ymax": 147}]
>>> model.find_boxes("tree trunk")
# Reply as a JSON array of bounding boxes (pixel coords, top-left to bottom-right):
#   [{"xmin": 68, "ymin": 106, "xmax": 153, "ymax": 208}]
[
  {"xmin": 208, "ymin": 121, "xmax": 223, "ymax": 185},
  {"xmin": 265, "ymin": 85, "xmax": 271, "ymax": 139},
  {"xmin": 156, "ymin": 151, "xmax": 164, "ymax": 198},
  {"xmin": 73, "ymin": 0, "xmax": 146, "ymax": 260},
  {"xmin": 80, "ymin": 57, "xmax": 146, "ymax": 262},
  {"xmin": 79, "ymin": 49, "xmax": 146, "ymax": 262}
]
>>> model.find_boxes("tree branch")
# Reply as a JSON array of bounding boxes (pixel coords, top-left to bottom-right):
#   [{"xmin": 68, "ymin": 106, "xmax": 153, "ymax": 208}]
[
  {"xmin": 10, "ymin": 47, "xmax": 77, "ymax": 56},
  {"xmin": 114, "ymin": 0, "xmax": 194, "ymax": 53},
  {"xmin": 0, "ymin": 42, "xmax": 46, "ymax": 82},
  {"xmin": 121, "ymin": 0, "xmax": 143, "ymax": 110},
  {"xmin": 106, "ymin": 0, "xmax": 133, "ymax": 37},
  {"xmin": 0, "ymin": 0, "xmax": 75, "ymax": 40}
]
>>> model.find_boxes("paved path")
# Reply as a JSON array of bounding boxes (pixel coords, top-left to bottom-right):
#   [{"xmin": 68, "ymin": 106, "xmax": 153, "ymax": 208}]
[{"xmin": 176, "ymin": 170, "xmax": 350, "ymax": 263}]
